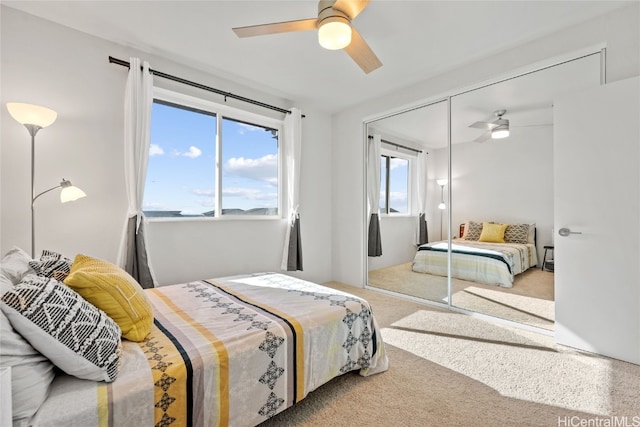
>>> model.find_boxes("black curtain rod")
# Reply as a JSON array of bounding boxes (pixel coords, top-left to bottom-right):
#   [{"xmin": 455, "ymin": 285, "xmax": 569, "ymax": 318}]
[
  {"xmin": 109, "ymin": 56, "xmax": 302, "ymax": 117},
  {"xmin": 368, "ymin": 135, "xmax": 423, "ymax": 154}
]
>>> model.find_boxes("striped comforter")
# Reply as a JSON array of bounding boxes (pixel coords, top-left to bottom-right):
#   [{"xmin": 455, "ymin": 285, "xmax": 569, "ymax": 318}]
[
  {"xmin": 28, "ymin": 273, "xmax": 388, "ymax": 427},
  {"xmin": 412, "ymin": 240, "xmax": 538, "ymax": 287}
]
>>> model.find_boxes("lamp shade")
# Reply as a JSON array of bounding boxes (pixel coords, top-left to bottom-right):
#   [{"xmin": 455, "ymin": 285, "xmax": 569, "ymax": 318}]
[
  {"xmin": 438, "ymin": 202, "xmax": 446, "ymax": 210},
  {"xmin": 436, "ymin": 179, "xmax": 448, "ymax": 187},
  {"xmin": 318, "ymin": 18, "xmax": 352, "ymax": 50},
  {"xmin": 491, "ymin": 125, "xmax": 510, "ymax": 139},
  {"xmin": 59, "ymin": 180, "xmax": 86, "ymax": 203},
  {"xmin": 7, "ymin": 103, "xmax": 57, "ymax": 128}
]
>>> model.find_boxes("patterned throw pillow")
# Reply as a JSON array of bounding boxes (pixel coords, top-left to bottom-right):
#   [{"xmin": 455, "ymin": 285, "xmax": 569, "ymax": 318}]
[
  {"xmin": 464, "ymin": 221, "xmax": 484, "ymax": 241},
  {"xmin": 28, "ymin": 249, "xmax": 73, "ymax": 281},
  {"xmin": 1, "ymin": 274, "xmax": 122, "ymax": 382},
  {"xmin": 504, "ymin": 223, "xmax": 530, "ymax": 244}
]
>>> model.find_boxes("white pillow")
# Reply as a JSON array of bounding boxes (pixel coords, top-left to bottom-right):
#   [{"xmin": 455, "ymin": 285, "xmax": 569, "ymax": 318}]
[
  {"xmin": 1, "ymin": 274, "xmax": 122, "ymax": 382},
  {"xmin": 0, "ymin": 307, "xmax": 55, "ymax": 421},
  {"xmin": 1, "ymin": 247, "xmax": 34, "ymax": 287},
  {"xmin": 528, "ymin": 223, "xmax": 536, "ymax": 244}
]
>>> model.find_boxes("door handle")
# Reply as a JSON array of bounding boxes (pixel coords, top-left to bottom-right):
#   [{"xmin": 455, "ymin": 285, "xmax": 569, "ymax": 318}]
[{"xmin": 558, "ymin": 227, "xmax": 582, "ymax": 237}]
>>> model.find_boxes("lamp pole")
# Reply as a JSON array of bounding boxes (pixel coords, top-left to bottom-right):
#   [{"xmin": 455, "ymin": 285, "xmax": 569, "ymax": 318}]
[{"xmin": 26, "ymin": 124, "xmax": 42, "ymax": 258}]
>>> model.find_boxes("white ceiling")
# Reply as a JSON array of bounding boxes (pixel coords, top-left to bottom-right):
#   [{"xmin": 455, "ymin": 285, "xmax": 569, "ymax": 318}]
[{"xmin": 3, "ymin": 1, "xmax": 630, "ymax": 114}]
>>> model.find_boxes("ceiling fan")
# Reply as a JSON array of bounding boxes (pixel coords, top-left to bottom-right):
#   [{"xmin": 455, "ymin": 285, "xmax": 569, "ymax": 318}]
[
  {"xmin": 469, "ymin": 109, "xmax": 511, "ymax": 143},
  {"xmin": 469, "ymin": 109, "xmax": 553, "ymax": 143},
  {"xmin": 232, "ymin": 0, "xmax": 382, "ymax": 74}
]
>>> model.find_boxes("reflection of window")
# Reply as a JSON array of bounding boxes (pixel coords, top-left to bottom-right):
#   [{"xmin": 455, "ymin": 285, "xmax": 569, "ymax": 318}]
[
  {"xmin": 380, "ymin": 154, "xmax": 409, "ymax": 214},
  {"xmin": 144, "ymin": 89, "xmax": 282, "ymax": 219}
]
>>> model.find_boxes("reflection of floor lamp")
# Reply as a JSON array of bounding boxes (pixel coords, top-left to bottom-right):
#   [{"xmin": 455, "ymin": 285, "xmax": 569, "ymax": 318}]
[{"xmin": 437, "ymin": 179, "xmax": 447, "ymax": 240}]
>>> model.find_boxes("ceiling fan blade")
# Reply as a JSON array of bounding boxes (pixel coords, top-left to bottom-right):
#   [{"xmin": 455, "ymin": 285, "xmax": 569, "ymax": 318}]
[
  {"xmin": 233, "ymin": 18, "xmax": 317, "ymax": 38},
  {"xmin": 469, "ymin": 121, "xmax": 497, "ymax": 130},
  {"xmin": 344, "ymin": 27, "xmax": 382, "ymax": 74},
  {"xmin": 473, "ymin": 131, "xmax": 492, "ymax": 143},
  {"xmin": 333, "ymin": 0, "xmax": 370, "ymax": 19}
]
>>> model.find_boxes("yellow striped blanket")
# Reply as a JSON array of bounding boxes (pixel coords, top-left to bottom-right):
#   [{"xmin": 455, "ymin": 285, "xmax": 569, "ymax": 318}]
[
  {"xmin": 412, "ymin": 240, "xmax": 538, "ymax": 287},
  {"xmin": 28, "ymin": 273, "xmax": 388, "ymax": 427}
]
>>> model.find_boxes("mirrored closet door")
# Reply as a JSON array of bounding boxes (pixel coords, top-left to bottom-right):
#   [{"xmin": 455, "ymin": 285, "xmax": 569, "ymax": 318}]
[
  {"xmin": 366, "ymin": 99, "xmax": 449, "ymax": 306},
  {"xmin": 365, "ymin": 49, "xmax": 604, "ymax": 330}
]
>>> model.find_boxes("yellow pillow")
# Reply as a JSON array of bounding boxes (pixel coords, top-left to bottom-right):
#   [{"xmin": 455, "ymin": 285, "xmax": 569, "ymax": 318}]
[
  {"xmin": 64, "ymin": 254, "xmax": 153, "ymax": 342},
  {"xmin": 478, "ymin": 222, "xmax": 508, "ymax": 243}
]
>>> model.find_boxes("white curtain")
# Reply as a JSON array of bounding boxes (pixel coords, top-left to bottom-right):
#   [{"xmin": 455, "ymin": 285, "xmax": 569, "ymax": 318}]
[
  {"xmin": 416, "ymin": 150, "xmax": 429, "ymax": 245},
  {"xmin": 367, "ymin": 135, "xmax": 382, "ymax": 256},
  {"xmin": 116, "ymin": 57, "xmax": 155, "ymax": 287},
  {"xmin": 281, "ymin": 107, "xmax": 303, "ymax": 271}
]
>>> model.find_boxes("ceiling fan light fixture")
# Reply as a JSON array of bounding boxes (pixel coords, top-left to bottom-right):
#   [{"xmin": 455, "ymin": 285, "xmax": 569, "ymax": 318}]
[
  {"xmin": 491, "ymin": 125, "xmax": 510, "ymax": 139},
  {"xmin": 318, "ymin": 17, "xmax": 352, "ymax": 50}
]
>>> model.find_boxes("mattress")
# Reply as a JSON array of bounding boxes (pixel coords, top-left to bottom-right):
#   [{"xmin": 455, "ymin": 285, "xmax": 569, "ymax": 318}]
[
  {"xmin": 412, "ymin": 240, "xmax": 538, "ymax": 287},
  {"xmin": 27, "ymin": 272, "xmax": 388, "ymax": 427}
]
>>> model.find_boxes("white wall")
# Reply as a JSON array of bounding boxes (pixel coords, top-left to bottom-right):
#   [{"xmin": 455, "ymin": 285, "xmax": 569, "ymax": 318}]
[
  {"xmin": 367, "ymin": 216, "xmax": 416, "ymax": 271},
  {"xmin": 332, "ymin": 3, "xmax": 640, "ymax": 287},
  {"xmin": 0, "ymin": 6, "xmax": 333, "ymax": 285}
]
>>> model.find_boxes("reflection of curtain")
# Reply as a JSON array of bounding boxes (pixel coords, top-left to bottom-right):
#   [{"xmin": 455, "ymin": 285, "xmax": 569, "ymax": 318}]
[
  {"xmin": 416, "ymin": 150, "xmax": 429, "ymax": 245},
  {"xmin": 117, "ymin": 57, "xmax": 155, "ymax": 288},
  {"xmin": 367, "ymin": 135, "xmax": 382, "ymax": 256},
  {"xmin": 281, "ymin": 108, "xmax": 303, "ymax": 271}
]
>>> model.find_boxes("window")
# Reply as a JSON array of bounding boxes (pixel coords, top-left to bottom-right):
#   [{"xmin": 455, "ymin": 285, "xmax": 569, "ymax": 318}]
[
  {"xmin": 143, "ymin": 89, "xmax": 282, "ymax": 218},
  {"xmin": 379, "ymin": 153, "xmax": 410, "ymax": 214}
]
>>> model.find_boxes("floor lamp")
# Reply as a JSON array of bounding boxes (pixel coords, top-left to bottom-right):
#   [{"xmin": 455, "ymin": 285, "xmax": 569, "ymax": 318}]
[
  {"xmin": 7, "ymin": 102, "xmax": 86, "ymax": 258},
  {"xmin": 437, "ymin": 178, "xmax": 447, "ymax": 240}
]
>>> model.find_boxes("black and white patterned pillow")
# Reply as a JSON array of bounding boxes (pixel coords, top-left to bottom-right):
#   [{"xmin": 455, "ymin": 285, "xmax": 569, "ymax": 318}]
[
  {"xmin": 29, "ymin": 249, "xmax": 73, "ymax": 281},
  {"xmin": 504, "ymin": 223, "xmax": 530, "ymax": 244},
  {"xmin": 464, "ymin": 221, "xmax": 484, "ymax": 241},
  {"xmin": 0, "ymin": 274, "xmax": 122, "ymax": 382}
]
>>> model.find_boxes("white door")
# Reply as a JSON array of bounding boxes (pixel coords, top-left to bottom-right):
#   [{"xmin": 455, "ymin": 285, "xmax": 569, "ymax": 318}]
[{"xmin": 554, "ymin": 76, "xmax": 640, "ymax": 364}]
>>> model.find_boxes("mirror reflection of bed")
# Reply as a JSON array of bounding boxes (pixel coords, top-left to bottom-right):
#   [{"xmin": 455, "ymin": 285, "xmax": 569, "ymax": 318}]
[
  {"xmin": 369, "ymin": 223, "xmax": 555, "ymax": 330},
  {"xmin": 366, "ymin": 50, "xmax": 602, "ymax": 332}
]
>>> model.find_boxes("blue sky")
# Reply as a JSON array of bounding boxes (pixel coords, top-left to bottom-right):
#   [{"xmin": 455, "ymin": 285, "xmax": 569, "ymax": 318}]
[
  {"xmin": 381, "ymin": 156, "xmax": 408, "ymax": 213},
  {"xmin": 144, "ymin": 102, "xmax": 278, "ymax": 215}
]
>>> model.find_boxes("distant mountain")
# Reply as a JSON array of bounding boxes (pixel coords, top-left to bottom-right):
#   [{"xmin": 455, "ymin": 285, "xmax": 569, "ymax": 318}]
[{"xmin": 144, "ymin": 208, "xmax": 277, "ymax": 218}]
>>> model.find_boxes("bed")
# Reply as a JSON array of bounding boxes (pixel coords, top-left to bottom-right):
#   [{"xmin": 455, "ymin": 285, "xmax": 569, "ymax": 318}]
[
  {"xmin": 1, "ymin": 248, "xmax": 388, "ymax": 427},
  {"xmin": 412, "ymin": 221, "xmax": 538, "ymax": 288}
]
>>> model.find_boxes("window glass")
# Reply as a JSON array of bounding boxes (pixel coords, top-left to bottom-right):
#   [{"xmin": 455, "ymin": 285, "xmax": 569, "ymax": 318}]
[
  {"xmin": 144, "ymin": 101, "xmax": 216, "ymax": 217},
  {"xmin": 388, "ymin": 157, "xmax": 409, "ymax": 213},
  {"xmin": 143, "ymin": 94, "xmax": 281, "ymax": 218},
  {"xmin": 379, "ymin": 154, "xmax": 410, "ymax": 214},
  {"xmin": 379, "ymin": 156, "xmax": 387, "ymax": 212},
  {"xmin": 221, "ymin": 117, "xmax": 278, "ymax": 215}
]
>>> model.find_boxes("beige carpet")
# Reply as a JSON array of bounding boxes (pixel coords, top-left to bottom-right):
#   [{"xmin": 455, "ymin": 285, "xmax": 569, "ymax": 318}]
[
  {"xmin": 368, "ymin": 263, "xmax": 555, "ymax": 330},
  {"xmin": 260, "ymin": 283, "xmax": 640, "ymax": 427}
]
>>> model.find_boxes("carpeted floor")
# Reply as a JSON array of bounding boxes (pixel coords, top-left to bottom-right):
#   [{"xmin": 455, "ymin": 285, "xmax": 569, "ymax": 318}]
[
  {"xmin": 260, "ymin": 283, "xmax": 640, "ymax": 427},
  {"xmin": 368, "ymin": 263, "xmax": 555, "ymax": 330}
]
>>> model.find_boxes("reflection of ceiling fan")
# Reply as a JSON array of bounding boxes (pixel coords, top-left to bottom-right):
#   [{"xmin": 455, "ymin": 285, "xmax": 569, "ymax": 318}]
[
  {"xmin": 232, "ymin": 0, "xmax": 382, "ymax": 74},
  {"xmin": 469, "ymin": 109, "xmax": 511, "ymax": 143}
]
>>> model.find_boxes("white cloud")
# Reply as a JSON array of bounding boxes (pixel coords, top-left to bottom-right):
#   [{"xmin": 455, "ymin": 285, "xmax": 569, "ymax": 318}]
[
  {"xmin": 195, "ymin": 199, "xmax": 215, "ymax": 207},
  {"xmin": 236, "ymin": 122, "xmax": 266, "ymax": 135},
  {"xmin": 389, "ymin": 158, "xmax": 407, "ymax": 170},
  {"xmin": 223, "ymin": 187, "xmax": 277, "ymax": 201},
  {"xmin": 191, "ymin": 188, "xmax": 215, "ymax": 196},
  {"xmin": 182, "ymin": 146, "xmax": 202, "ymax": 158},
  {"xmin": 149, "ymin": 144, "xmax": 164, "ymax": 156},
  {"xmin": 389, "ymin": 191, "xmax": 408, "ymax": 202},
  {"xmin": 225, "ymin": 154, "xmax": 277, "ymax": 184}
]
